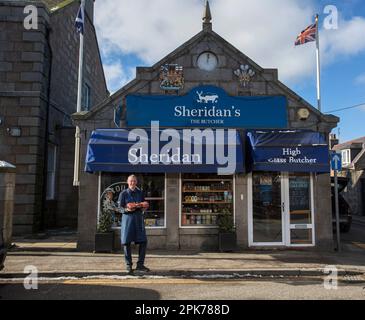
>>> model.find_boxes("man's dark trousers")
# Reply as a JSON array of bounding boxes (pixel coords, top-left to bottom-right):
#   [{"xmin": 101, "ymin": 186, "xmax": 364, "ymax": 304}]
[{"xmin": 124, "ymin": 242, "xmax": 147, "ymax": 268}]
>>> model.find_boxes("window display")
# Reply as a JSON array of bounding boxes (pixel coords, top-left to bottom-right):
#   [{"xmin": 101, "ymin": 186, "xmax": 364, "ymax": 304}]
[
  {"xmin": 100, "ymin": 173, "xmax": 165, "ymax": 229},
  {"xmin": 181, "ymin": 173, "xmax": 234, "ymax": 227}
]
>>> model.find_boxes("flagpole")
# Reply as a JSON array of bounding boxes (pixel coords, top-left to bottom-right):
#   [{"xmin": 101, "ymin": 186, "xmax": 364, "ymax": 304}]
[
  {"xmin": 73, "ymin": 0, "xmax": 85, "ymax": 187},
  {"xmin": 315, "ymin": 14, "xmax": 322, "ymax": 112}
]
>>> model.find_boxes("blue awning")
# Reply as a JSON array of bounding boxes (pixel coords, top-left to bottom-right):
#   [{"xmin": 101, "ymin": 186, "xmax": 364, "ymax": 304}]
[
  {"xmin": 85, "ymin": 129, "xmax": 245, "ymax": 174},
  {"xmin": 247, "ymin": 130, "xmax": 330, "ymax": 173}
]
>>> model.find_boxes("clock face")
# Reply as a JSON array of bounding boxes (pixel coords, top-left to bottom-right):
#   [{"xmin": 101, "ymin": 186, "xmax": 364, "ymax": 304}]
[
  {"xmin": 298, "ymin": 108, "xmax": 310, "ymax": 120},
  {"xmin": 197, "ymin": 52, "xmax": 218, "ymax": 71}
]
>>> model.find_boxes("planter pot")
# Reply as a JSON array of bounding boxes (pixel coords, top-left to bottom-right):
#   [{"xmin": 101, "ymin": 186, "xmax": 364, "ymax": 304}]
[
  {"xmin": 0, "ymin": 249, "xmax": 5, "ymax": 271},
  {"xmin": 0, "ymin": 232, "xmax": 6, "ymax": 271},
  {"xmin": 218, "ymin": 232, "xmax": 237, "ymax": 252},
  {"xmin": 95, "ymin": 232, "xmax": 114, "ymax": 253}
]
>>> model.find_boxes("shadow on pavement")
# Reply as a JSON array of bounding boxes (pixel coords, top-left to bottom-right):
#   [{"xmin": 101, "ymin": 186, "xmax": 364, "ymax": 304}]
[{"xmin": 0, "ymin": 283, "xmax": 160, "ymax": 300}]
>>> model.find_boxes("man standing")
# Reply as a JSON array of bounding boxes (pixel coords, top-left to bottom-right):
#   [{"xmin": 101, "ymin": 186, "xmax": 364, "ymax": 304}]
[{"xmin": 118, "ymin": 175, "xmax": 150, "ymax": 274}]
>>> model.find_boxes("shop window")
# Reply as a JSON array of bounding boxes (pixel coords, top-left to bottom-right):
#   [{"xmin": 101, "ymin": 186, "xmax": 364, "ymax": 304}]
[
  {"xmin": 46, "ymin": 144, "xmax": 57, "ymax": 200},
  {"xmin": 181, "ymin": 173, "xmax": 234, "ymax": 228},
  {"xmin": 252, "ymin": 172, "xmax": 283, "ymax": 243},
  {"xmin": 99, "ymin": 173, "xmax": 165, "ymax": 229}
]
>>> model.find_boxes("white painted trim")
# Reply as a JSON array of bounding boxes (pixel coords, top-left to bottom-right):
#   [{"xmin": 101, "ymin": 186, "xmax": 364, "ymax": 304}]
[
  {"xmin": 249, "ymin": 172, "xmax": 317, "ymax": 248},
  {"xmin": 248, "ymin": 172, "xmax": 285, "ymax": 246},
  {"xmin": 311, "ymin": 173, "xmax": 316, "ymax": 246},
  {"xmin": 145, "ymin": 173, "xmax": 168, "ymax": 230},
  {"xmin": 286, "ymin": 173, "xmax": 315, "ymax": 247},
  {"xmin": 97, "ymin": 172, "xmax": 101, "ymax": 224},
  {"xmin": 247, "ymin": 173, "xmax": 253, "ymax": 246},
  {"xmin": 233, "ymin": 174, "xmax": 236, "ymax": 227},
  {"xmin": 281, "ymin": 172, "xmax": 288, "ymax": 245}
]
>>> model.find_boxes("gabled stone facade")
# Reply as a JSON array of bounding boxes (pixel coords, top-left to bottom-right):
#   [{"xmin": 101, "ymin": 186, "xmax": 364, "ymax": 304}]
[{"xmin": 73, "ymin": 19, "xmax": 338, "ymax": 252}]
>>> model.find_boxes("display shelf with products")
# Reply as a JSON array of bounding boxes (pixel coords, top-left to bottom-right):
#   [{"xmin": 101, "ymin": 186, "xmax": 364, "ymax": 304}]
[
  {"xmin": 181, "ymin": 174, "xmax": 234, "ymax": 227},
  {"xmin": 143, "ymin": 198, "xmax": 165, "ymax": 228}
]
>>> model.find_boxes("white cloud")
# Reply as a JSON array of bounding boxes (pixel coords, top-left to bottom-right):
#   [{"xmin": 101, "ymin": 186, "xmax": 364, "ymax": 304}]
[
  {"xmin": 94, "ymin": 0, "xmax": 365, "ymax": 89},
  {"xmin": 355, "ymin": 73, "xmax": 365, "ymax": 85},
  {"xmin": 321, "ymin": 16, "xmax": 365, "ymax": 61},
  {"xmin": 103, "ymin": 62, "xmax": 135, "ymax": 93}
]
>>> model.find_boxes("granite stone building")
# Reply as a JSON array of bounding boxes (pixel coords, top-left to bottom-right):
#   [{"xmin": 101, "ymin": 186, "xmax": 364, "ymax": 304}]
[
  {"xmin": 73, "ymin": 4, "xmax": 339, "ymax": 252},
  {"xmin": 333, "ymin": 136, "xmax": 365, "ymax": 217},
  {"xmin": 0, "ymin": 0, "xmax": 108, "ymax": 235}
]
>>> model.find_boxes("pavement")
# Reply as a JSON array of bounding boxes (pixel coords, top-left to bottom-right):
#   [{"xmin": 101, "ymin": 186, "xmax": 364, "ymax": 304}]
[{"xmin": 1, "ymin": 229, "xmax": 365, "ymax": 281}]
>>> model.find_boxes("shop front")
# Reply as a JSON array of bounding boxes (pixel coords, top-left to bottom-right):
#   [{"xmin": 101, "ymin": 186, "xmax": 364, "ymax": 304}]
[
  {"xmin": 85, "ymin": 124, "xmax": 245, "ymax": 250},
  {"xmin": 246, "ymin": 130, "xmax": 330, "ymax": 247},
  {"xmin": 72, "ymin": 19, "xmax": 338, "ymax": 252},
  {"xmin": 82, "ymin": 86, "xmax": 331, "ymax": 251}
]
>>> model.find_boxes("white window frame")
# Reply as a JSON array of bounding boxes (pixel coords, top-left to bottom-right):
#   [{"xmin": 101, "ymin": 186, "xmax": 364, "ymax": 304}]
[
  {"xmin": 341, "ymin": 149, "xmax": 351, "ymax": 166},
  {"xmin": 145, "ymin": 174, "xmax": 167, "ymax": 230},
  {"xmin": 247, "ymin": 172, "xmax": 285, "ymax": 246},
  {"xmin": 247, "ymin": 172, "xmax": 315, "ymax": 247},
  {"xmin": 284, "ymin": 173, "xmax": 315, "ymax": 247},
  {"xmin": 179, "ymin": 173, "xmax": 236, "ymax": 229}
]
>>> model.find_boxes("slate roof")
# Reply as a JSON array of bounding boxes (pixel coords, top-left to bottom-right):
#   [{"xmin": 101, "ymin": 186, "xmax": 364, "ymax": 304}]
[{"xmin": 333, "ymin": 136, "xmax": 365, "ymax": 151}]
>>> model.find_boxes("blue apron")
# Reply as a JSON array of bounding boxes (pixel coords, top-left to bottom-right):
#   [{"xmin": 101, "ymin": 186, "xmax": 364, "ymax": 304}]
[{"xmin": 118, "ymin": 188, "xmax": 147, "ymax": 245}]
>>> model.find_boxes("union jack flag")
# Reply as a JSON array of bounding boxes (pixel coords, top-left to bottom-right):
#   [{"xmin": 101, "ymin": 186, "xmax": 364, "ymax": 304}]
[{"xmin": 295, "ymin": 23, "xmax": 316, "ymax": 46}]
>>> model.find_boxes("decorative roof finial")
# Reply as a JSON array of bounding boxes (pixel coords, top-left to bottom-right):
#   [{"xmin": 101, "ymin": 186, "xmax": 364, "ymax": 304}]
[{"xmin": 202, "ymin": 0, "xmax": 212, "ymax": 30}]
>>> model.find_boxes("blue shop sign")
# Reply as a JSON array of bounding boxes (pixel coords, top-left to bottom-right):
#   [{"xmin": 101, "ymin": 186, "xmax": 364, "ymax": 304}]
[
  {"xmin": 247, "ymin": 130, "xmax": 330, "ymax": 173},
  {"xmin": 126, "ymin": 86, "xmax": 288, "ymax": 128}
]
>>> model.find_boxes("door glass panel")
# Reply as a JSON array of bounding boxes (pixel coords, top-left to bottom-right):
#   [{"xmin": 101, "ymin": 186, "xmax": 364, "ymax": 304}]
[
  {"xmin": 290, "ymin": 229, "xmax": 312, "ymax": 245},
  {"xmin": 252, "ymin": 172, "xmax": 283, "ymax": 243},
  {"xmin": 289, "ymin": 174, "xmax": 312, "ymax": 224}
]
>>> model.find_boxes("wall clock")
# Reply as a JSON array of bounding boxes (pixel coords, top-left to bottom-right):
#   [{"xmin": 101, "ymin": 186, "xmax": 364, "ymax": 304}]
[{"xmin": 197, "ymin": 51, "xmax": 218, "ymax": 71}]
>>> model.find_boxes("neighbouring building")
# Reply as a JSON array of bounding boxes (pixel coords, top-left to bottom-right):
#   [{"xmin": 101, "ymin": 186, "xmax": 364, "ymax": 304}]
[
  {"xmin": 332, "ymin": 135, "xmax": 365, "ymax": 217},
  {"xmin": 0, "ymin": 0, "xmax": 109, "ymax": 235},
  {"xmin": 72, "ymin": 2, "xmax": 339, "ymax": 252}
]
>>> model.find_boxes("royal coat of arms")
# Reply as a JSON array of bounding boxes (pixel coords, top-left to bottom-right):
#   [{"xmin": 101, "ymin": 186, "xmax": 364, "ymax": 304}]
[{"xmin": 160, "ymin": 64, "xmax": 184, "ymax": 90}]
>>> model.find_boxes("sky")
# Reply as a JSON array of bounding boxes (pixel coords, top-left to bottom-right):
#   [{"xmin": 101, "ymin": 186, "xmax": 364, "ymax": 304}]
[{"xmin": 93, "ymin": 0, "xmax": 365, "ymax": 143}]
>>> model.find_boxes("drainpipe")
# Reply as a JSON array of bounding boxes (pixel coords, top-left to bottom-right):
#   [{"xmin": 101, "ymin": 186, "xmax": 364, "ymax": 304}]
[{"xmin": 40, "ymin": 25, "xmax": 53, "ymax": 232}]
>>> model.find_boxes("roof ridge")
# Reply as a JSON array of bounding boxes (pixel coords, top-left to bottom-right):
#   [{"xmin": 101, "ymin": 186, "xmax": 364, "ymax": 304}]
[{"xmin": 335, "ymin": 136, "xmax": 365, "ymax": 148}]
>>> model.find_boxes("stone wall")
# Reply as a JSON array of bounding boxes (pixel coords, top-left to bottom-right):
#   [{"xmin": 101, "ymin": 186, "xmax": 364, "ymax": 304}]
[
  {"xmin": 342, "ymin": 170, "xmax": 365, "ymax": 216},
  {"xmin": 0, "ymin": 0, "xmax": 108, "ymax": 234},
  {"xmin": 0, "ymin": 1, "xmax": 50, "ymax": 235}
]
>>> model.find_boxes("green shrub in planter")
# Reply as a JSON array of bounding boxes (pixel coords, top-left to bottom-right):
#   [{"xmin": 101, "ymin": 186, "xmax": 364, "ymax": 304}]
[
  {"xmin": 95, "ymin": 210, "xmax": 114, "ymax": 253},
  {"xmin": 217, "ymin": 214, "xmax": 236, "ymax": 252}
]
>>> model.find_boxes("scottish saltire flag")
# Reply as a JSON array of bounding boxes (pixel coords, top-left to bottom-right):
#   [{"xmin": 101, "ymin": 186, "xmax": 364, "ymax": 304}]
[
  {"xmin": 75, "ymin": 5, "xmax": 84, "ymax": 34},
  {"xmin": 295, "ymin": 23, "xmax": 316, "ymax": 46}
]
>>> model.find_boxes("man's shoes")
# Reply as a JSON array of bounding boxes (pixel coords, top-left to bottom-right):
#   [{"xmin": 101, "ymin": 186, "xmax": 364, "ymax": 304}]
[
  {"xmin": 135, "ymin": 265, "xmax": 150, "ymax": 272},
  {"xmin": 126, "ymin": 266, "xmax": 134, "ymax": 275}
]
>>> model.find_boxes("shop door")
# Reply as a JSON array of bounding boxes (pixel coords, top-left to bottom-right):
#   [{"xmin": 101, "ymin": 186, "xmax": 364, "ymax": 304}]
[
  {"xmin": 284, "ymin": 173, "xmax": 315, "ymax": 246},
  {"xmin": 248, "ymin": 172, "xmax": 285, "ymax": 245},
  {"xmin": 248, "ymin": 172, "xmax": 315, "ymax": 247}
]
